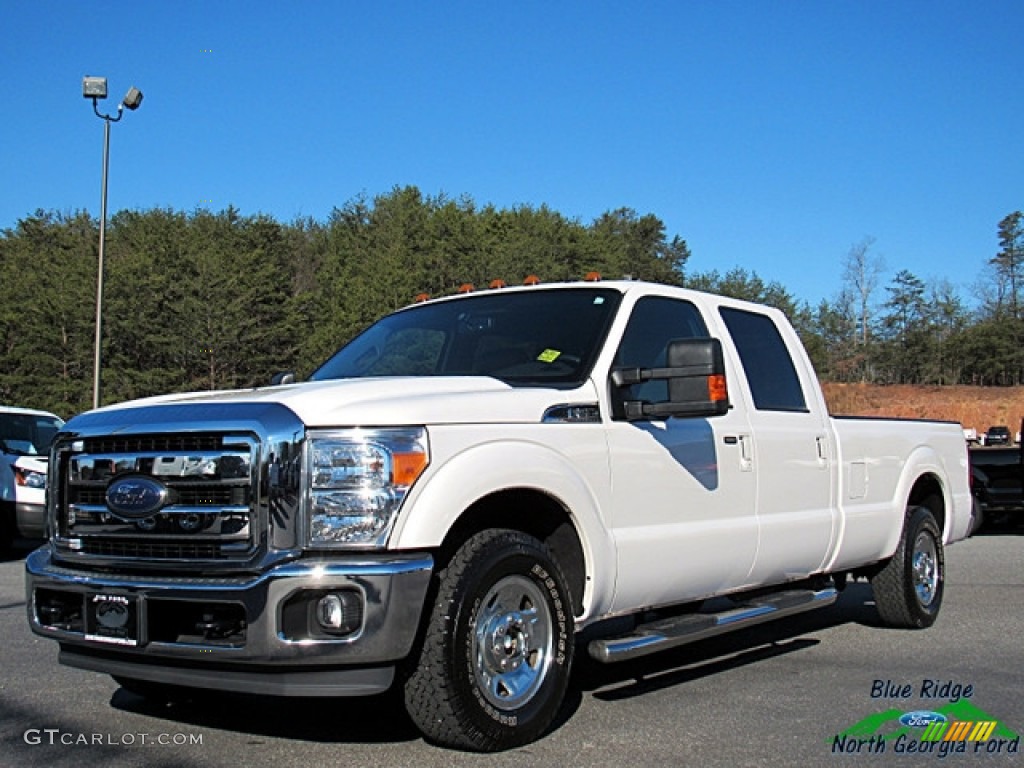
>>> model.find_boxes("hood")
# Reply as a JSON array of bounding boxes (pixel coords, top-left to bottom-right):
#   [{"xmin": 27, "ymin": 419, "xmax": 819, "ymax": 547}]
[
  {"xmin": 12, "ymin": 455, "xmax": 48, "ymax": 472},
  {"xmin": 93, "ymin": 376, "xmax": 598, "ymax": 427}
]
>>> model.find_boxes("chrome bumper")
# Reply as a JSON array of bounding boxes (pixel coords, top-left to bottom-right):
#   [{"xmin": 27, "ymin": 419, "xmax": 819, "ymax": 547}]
[{"xmin": 25, "ymin": 546, "xmax": 433, "ymax": 696}]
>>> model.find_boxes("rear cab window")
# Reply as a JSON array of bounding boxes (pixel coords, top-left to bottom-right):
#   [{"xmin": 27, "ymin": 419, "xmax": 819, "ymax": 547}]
[{"xmin": 718, "ymin": 307, "xmax": 808, "ymax": 412}]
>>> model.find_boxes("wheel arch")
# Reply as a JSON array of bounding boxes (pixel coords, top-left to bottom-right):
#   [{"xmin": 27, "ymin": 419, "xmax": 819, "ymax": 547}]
[
  {"xmin": 390, "ymin": 440, "xmax": 613, "ymax": 621},
  {"xmin": 890, "ymin": 442, "xmax": 969, "ymax": 551},
  {"xmin": 438, "ymin": 488, "xmax": 587, "ymax": 617},
  {"xmin": 907, "ymin": 472, "xmax": 946, "ymax": 533}
]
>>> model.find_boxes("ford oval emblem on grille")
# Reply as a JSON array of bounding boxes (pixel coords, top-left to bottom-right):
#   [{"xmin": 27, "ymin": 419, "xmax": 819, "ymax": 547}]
[{"xmin": 105, "ymin": 475, "xmax": 169, "ymax": 518}]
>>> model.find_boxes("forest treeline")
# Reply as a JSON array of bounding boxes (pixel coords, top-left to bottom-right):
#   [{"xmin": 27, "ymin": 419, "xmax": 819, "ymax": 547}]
[{"xmin": 1, "ymin": 186, "xmax": 1022, "ymax": 417}]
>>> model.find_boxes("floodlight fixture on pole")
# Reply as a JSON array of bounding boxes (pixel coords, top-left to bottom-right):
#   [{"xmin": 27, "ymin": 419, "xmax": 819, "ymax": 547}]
[{"xmin": 82, "ymin": 76, "xmax": 143, "ymax": 410}]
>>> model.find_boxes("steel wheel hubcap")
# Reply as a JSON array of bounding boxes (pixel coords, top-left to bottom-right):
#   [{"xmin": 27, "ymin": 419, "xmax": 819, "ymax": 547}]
[
  {"xmin": 912, "ymin": 531, "xmax": 939, "ymax": 607},
  {"xmin": 473, "ymin": 574, "xmax": 553, "ymax": 710}
]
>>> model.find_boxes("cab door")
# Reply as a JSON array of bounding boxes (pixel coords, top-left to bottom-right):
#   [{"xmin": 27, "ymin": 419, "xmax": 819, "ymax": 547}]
[
  {"xmin": 603, "ymin": 295, "xmax": 759, "ymax": 612},
  {"xmin": 717, "ymin": 306, "xmax": 837, "ymax": 582}
]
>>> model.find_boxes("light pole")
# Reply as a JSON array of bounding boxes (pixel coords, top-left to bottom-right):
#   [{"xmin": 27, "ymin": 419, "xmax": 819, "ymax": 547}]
[{"xmin": 82, "ymin": 76, "xmax": 143, "ymax": 410}]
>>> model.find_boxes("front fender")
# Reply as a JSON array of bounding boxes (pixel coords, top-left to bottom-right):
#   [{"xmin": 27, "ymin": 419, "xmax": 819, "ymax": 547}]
[{"xmin": 389, "ymin": 438, "xmax": 615, "ymax": 621}]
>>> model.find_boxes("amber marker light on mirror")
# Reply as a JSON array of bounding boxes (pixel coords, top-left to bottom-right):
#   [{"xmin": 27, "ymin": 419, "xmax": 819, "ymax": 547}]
[{"xmin": 708, "ymin": 374, "xmax": 728, "ymax": 403}]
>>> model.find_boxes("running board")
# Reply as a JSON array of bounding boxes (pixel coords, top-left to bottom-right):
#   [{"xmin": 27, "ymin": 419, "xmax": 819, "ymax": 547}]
[{"xmin": 588, "ymin": 587, "xmax": 838, "ymax": 663}]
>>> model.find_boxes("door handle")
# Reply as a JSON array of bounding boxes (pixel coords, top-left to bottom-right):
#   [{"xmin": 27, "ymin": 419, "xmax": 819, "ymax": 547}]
[
  {"xmin": 724, "ymin": 434, "xmax": 753, "ymax": 471},
  {"xmin": 738, "ymin": 434, "xmax": 753, "ymax": 472},
  {"xmin": 816, "ymin": 435, "xmax": 828, "ymax": 467}
]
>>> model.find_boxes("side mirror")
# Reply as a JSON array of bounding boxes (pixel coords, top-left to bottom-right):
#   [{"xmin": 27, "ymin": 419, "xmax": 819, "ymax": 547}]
[
  {"xmin": 612, "ymin": 338, "xmax": 729, "ymax": 420},
  {"xmin": 270, "ymin": 371, "xmax": 296, "ymax": 386}
]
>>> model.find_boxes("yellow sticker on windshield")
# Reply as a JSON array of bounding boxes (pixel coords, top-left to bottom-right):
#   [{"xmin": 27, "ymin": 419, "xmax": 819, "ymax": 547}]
[{"xmin": 537, "ymin": 349, "xmax": 561, "ymax": 363}]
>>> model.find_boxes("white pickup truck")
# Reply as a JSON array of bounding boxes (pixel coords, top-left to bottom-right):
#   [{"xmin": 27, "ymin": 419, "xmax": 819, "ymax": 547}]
[
  {"xmin": 1, "ymin": 406, "xmax": 64, "ymax": 551},
  {"xmin": 26, "ymin": 279, "xmax": 972, "ymax": 751}
]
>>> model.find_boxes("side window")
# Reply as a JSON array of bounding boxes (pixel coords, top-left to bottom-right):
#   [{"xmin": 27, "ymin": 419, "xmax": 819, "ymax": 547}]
[
  {"xmin": 613, "ymin": 297, "xmax": 709, "ymax": 409},
  {"xmin": 719, "ymin": 307, "xmax": 807, "ymax": 412}
]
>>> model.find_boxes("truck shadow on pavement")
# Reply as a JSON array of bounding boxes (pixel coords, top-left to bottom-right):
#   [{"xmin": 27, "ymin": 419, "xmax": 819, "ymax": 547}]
[
  {"xmin": 110, "ymin": 685, "xmax": 422, "ymax": 744},
  {"xmin": 110, "ymin": 583, "xmax": 884, "ymax": 746},
  {"xmin": 568, "ymin": 581, "xmax": 881, "ymax": 706}
]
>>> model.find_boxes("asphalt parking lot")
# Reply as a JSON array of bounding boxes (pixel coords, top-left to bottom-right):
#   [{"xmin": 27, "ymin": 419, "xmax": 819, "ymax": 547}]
[{"xmin": 1, "ymin": 527, "xmax": 1021, "ymax": 768}]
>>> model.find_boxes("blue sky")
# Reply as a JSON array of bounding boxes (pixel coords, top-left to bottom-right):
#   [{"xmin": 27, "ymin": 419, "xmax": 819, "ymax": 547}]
[{"xmin": 3, "ymin": 1, "xmax": 1021, "ymax": 306}]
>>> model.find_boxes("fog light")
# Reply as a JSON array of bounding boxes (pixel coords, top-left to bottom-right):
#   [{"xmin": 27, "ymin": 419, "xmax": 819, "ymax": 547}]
[
  {"xmin": 318, "ymin": 594, "xmax": 344, "ymax": 628},
  {"xmin": 316, "ymin": 591, "xmax": 362, "ymax": 635}
]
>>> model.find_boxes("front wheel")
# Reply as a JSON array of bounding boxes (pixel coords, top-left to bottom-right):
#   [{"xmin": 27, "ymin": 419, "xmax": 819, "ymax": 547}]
[
  {"xmin": 403, "ymin": 529, "xmax": 575, "ymax": 751},
  {"xmin": 870, "ymin": 506, "xmax": 945, "ymax": 628}
]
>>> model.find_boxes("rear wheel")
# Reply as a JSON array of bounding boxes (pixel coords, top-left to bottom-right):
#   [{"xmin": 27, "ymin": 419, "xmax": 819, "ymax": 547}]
[
  {"xmin": 870, "ymin": 506, "xmax": 944, "ymax": 628},
  {"xmin": 403, "ymin": 529, "xmax": 574, "ymax": 751}
]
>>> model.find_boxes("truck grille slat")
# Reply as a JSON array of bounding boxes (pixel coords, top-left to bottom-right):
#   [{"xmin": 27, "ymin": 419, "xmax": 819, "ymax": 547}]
[
  {"xmin": 84, "ymin": 435, "xmax": 225, "ymax": 453},
  {"xmin": 80, "ymin": 540, "xmax": 226, "ymax": 560}
]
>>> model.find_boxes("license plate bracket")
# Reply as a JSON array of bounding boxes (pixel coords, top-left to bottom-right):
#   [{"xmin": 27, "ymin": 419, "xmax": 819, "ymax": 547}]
[{"xmin": 85, "ymin": 593, "xmax": 138, "ymax": 646}]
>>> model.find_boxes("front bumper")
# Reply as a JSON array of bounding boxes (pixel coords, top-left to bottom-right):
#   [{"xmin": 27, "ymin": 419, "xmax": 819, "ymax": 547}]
[{"xmin": 25, "ymin": 546, "xmax": 433, "ymax": 696}]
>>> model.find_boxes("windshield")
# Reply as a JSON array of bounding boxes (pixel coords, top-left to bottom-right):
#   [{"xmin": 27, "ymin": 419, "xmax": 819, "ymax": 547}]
[
  {"xmin": 311, "ymin": 287, "xmax": 622, "ymax": 387},
  {"xmin": 0, "ymin": 412, "xmax": 64, "ymax": 456}
]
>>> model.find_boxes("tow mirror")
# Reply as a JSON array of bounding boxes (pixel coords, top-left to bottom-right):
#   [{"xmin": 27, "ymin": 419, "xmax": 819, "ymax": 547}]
[{"xmin": 612, "ymin": 338, "xmax": 729, "ymax": 420}]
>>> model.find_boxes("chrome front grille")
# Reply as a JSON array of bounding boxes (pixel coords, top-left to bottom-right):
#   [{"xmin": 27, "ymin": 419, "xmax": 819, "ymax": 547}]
[{"xmin": 56, "ymin": 432, "xmax": 259, "ymax": 564}]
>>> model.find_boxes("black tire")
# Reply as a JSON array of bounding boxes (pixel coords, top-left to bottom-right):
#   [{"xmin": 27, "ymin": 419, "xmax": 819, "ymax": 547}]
[
  {"xmin": 870, "ymin": 506, "xmax": 944, "ymax": 628},
  {"xmin": 403, "ymin": 529, "xmax": 575, "ymax": 751}
]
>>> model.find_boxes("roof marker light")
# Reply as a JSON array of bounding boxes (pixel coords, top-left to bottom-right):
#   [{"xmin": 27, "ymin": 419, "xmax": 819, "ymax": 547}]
[
  {"xmin": 458, "ymin": 283, "xmax": 475, "ymax": 293},
  {"xmin": 524, "ymin": 274, "xmax": 541, "ymax": 285},
  {"xmin": 584, "ymin": 271, "xmax": 602, "ymax": 282},
  {"xmin": 489, "ymin": 279, "xmax": 507, "ymax": 289}
]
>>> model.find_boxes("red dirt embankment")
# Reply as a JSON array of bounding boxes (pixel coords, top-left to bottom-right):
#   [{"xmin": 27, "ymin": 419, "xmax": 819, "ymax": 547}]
[{"xmin": 821, "ymin": 383, "xmax": 1024, "ymax": 435}]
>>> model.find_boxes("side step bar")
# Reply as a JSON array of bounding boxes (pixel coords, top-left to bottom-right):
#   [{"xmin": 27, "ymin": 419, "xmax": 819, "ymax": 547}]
[{"xmin": 588, "ymin": 587, "xmax": 838, "ymax": 663}]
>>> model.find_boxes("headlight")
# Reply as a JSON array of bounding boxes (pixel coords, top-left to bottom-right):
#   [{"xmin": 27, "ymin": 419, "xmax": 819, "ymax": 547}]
[
  {"xmin": 306, "ymin": 427, "xmax": 428, "ymax": 548},
  {"xmin": 14, "ymin": 467, "xmax": 46, "ymax": 489}
]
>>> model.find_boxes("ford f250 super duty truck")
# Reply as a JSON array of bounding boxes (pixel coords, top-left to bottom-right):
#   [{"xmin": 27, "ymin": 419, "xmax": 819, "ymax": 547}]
[{"xmin": 26, "ymin": 279, "xmax": 973, "ymax": 751}]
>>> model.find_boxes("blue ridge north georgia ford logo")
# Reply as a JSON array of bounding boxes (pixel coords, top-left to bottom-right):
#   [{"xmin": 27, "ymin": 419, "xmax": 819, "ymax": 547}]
[{"xmin": 104, "ymin": 475, "xmax": 169, "ymax": 518}]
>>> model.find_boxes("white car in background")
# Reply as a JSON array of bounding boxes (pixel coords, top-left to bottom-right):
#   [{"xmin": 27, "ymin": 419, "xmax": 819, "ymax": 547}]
[{"xmin": 1, "ymin": 406, "xmax": 64, "ymax": 551}]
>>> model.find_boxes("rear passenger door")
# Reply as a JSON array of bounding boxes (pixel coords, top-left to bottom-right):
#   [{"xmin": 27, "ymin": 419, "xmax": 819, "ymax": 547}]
[{"xmin": 718, "ymin": 306, "xmax": 837, "ymax": 582}]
